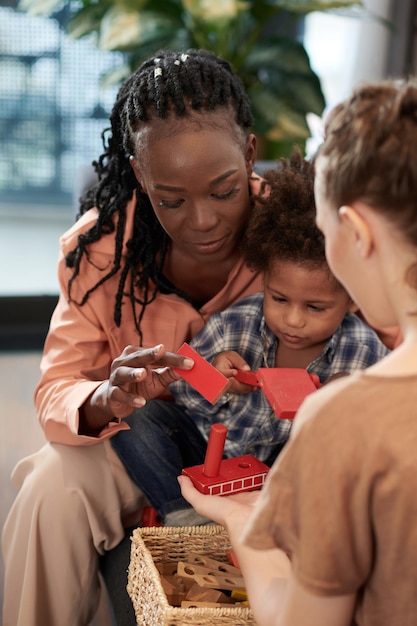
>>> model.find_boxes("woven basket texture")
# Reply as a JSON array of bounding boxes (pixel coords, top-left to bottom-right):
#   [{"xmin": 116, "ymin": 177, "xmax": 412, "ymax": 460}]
[{"xmin": 127, "ymin": 525, "xmax": 257, "ymax": 626}]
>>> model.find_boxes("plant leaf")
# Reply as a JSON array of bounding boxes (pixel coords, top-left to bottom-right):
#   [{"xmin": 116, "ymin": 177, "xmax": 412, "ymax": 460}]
[
  {"xmin": 98, "ymin": 8, "xmax": 179, "ymax": 50},
  {"xmin": 261, "ymin": 0, "xmax": 363, "ymax": 13},
  {"xmin": 68, "ymin": 5, "xmax": 111, "ymax": 39},
  {"xmin": 245, "ymin": 36, "xmax": 315, "ymax": 75},
  {"xmin": 18, "ymin": 0, "xmax": 62, "ymax": 15},
  {"xmin": 250, "ymin": 89, "xmax": 310, "ymax": 140}
]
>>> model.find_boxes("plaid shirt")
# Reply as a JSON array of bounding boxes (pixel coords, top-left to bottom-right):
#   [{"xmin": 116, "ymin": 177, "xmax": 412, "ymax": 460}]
[{"xmin": 170, "ymin": 292, "xmax": 390, "ymax": 461}]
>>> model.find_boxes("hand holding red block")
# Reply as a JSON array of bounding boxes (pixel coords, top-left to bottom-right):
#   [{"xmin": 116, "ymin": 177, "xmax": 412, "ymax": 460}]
[{"xmin": 235, "ymin": 367, "xmax": 320, "ymax": 419}]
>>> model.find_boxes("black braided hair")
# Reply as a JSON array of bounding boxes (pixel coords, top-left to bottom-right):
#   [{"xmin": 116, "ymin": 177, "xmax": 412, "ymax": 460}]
[{"xmin": 66, "ymin": 49, "xmax": 254, "ymax": 342}]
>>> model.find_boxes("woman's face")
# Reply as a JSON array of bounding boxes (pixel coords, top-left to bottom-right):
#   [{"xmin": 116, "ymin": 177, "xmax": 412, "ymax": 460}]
[{"xmin": 130, "ymin": 112, "xmax": 257, "ymax": 264}]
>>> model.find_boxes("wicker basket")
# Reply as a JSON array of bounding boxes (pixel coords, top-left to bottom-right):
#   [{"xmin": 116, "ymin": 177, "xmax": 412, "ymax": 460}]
[{"xmin": 127, "ymin": 525, "xmax": 257, "ymax": 626}]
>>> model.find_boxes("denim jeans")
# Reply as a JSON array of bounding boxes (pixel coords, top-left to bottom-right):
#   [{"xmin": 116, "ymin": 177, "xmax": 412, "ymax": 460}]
[{"xmin": 111, "ymin": 400, "xmax": 207, "ymax": 520}]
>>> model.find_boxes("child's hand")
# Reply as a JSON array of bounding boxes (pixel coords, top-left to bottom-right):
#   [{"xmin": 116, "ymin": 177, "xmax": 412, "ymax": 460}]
[
  {"xmin": 213, "ymin": 351, "xmax": 258, "ymax": 395},
  {"xmin": 323, "ymin": 372, "xmax": 350, "ymax": 385},
  {"xmin": 178, "ymin": 474, "xmax": 260, "ymax": 529}
]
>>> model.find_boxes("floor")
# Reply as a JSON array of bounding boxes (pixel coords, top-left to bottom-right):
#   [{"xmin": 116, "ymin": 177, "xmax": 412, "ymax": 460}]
[
  {"xmin": 0, "ymin": 351, "xmax": 45, "ymax": 621},
  {"xmin": 0, "ymin": 351, "xmax": 115, "ymax": 625},
  {"xmin": 0, "ymin": 202, "xmax": 120, "ymax": 624}
]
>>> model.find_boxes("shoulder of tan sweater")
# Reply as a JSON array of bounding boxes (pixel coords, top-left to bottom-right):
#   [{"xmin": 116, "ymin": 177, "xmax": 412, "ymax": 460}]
[{"xmin": 291, "ymin": 371, "xmax": 362, "ymax": 439}]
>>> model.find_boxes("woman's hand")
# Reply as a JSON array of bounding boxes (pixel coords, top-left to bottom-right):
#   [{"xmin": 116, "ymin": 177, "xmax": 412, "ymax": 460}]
[
  {"xmin": 106, "ymin": 343, "xmax": 194, "ymax": 415},
  {"xmin": 79, "ymin": 343, "xmax": 194, "ymax": 434}
]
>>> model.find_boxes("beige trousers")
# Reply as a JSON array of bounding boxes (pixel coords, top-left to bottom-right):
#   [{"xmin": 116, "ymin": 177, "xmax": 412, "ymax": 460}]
[{"xmin": 2, "ymin": 440, "xmax": 145, "ymax": 626}]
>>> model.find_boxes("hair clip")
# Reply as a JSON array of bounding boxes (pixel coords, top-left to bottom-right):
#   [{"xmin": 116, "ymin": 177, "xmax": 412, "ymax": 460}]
[
  {"xmin": 153, "ymin": 57, "xmax": 161, "ymax": 65},
  {"xmin": 174, "ymin": 60, "xmax": 180, "ymax": 66},
  {"xmin": 180, "ymin": 53, "xmax": 189, "ymax": 63},
  {"xmin": 154, "ymin": 67, "xmax": 163, "ymax": 78}
]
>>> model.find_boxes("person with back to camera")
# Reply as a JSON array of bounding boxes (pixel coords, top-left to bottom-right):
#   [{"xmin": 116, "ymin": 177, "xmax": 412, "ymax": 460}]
[
  {"xmin": 1, "ymin": 48, "xmax": 265, "ymax": 626},
  {"xmin": 111, "ymin": 149, "xmax": 390, "ymax": 522},
  {"xmin": 180, "ymin": 77, "xmax": 417, "ymax": 626}
]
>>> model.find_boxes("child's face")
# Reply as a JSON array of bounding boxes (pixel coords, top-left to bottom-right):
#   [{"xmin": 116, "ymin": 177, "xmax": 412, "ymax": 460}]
[
  {"xmin": 263, "ymin": 260, "xmax": 353, "ymax": 355},
  {"xmin": 314, "ymin": 164, "xmax": 395, "ymax": 330}
]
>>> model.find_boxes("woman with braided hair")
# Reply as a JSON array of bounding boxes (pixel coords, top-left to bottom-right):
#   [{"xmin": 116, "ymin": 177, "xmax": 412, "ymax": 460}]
[{"xmin": 2, "ymin": 49, "xmax": 263, "ymax": 626}]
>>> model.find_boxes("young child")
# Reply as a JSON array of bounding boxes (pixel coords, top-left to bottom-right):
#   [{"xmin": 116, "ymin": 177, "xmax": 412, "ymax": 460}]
[
  {"xmin": 180, "ymin": 78, "xmax": 417, "ymax": 626},
  {"xmin": 112, "ymin": 149, "xmax": 390, "ymax": 524}
]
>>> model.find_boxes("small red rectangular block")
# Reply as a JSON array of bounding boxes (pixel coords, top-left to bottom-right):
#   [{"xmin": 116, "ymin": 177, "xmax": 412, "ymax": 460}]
[
  {"xmin": 173, "ymin": 343, "xmax": 229, "ymax": 404},
  {"xmin": 182, "ymin": 454, "xmax": 269, "ymax": 495},
  {"xmin": 234, "ymin": 369, "xmax": 261, "ymax": 387},
  {"xmin": 141, "ymin": 506, "xmax": 163, "ymax": 527},
  {"xmin": 226, "ymin": 549, "xmax": 240, "ymax": 569}
]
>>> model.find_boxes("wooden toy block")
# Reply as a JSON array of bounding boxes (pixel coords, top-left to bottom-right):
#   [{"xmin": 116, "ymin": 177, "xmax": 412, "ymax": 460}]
[
  {"xmin": 183, "ymin": 454, "xmax": 269, "ymax": 495},
  {"xmin": 203, "ymin": 423, "xmax": 227, "ymax": 477},
  {"xmin": 181, "ymin": 600, "xmax": 231, "ymax": 608},
  {"xmin": 226, "ymin": 549, "xmax": 240, "ymax": 569},
  {"xmin": 141, "ymin": 505, "xmax": 163, "ymax": 527},
  {"xmin": 177, "ymin": 561, "xmax": 214, "ymax": 579},
  {"xmin": 173, "ymin": 342, "xmax": 229, "ymax": 404},
  {"xmin": 177, "ymin": 560, "xmax": 241, "ymax": 582},
  {"xmin": 156, "ymin": 561, "xmax": 179, "ymax": 576},
  {"xmin": 183, "ymin": 423, "xmax": 269, "ymax": 495},
  {"xmin": 160, "ymin": 575, "xmax": 189, "ymax": 606},
  {"xmin": 231, "ymin": 589, "xmax": 248, "ymax": 602},
  {"xmin": 185, "ymin": 583, "xmax": 233, "ymax": 604},
  {"xmin": 236, "ymin": 367, "xmax": 320, "ymax": 419},
  {"xmin": 186, "ymin": 553, "xmax": 241, "ymax": 577},
  {"xmin": 193, "ymin": 573, "xmax": 246, "ymax": 591},
  {"xmin": 257, "ymin": 367, "xmax": 320, "ymax": 419},
  {"xmin": 234, "ymin": 369, "xmax": 261, "ymax": 387},
  {"xmin": 176, "ymin": 575, "xmax": 195, "ymax": 592}
]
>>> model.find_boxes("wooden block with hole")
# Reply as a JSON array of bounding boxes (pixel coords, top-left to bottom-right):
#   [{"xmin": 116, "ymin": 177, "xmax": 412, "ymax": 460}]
[
  {"xmin": 181, "ymin": 601, "xmax": 232, "ymax": 608},
  {"xmin": 193, "ymin": 573, "xmax": 246, "ymax": 591},
  {"xmin": 186, "ymin": 553, "xmax": 242, "ymax": 577}
]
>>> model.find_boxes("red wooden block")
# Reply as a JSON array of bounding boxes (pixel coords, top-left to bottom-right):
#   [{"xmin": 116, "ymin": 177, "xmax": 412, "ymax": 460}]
[
  {"xmin": 234, "ymin": 369, "xmax": 261, "ymax": 387},
  {"xmin": 183, "ymin": 423, "xmax": 269, "ymax": 495},
  {"xmin": 183, "ymin": 455, "xmax": 269, "ymax": 495},
  {"xmin": 203, "ymin": 423, "xmax": 227, "ymax": 477},
  {"xmin": 257, "ymin": 368, "xmax": 320, "ymax": 419},
  {"xmin": 173, "ymin": 343, "xmax": 229, "ymax": 404},
  {"xmin": 226, "ymin": 549, "xmax": 240, "ymax": 569},
  {"xmin": 141, "ymin": 506, "xmax": 163, "ymax": 527}
]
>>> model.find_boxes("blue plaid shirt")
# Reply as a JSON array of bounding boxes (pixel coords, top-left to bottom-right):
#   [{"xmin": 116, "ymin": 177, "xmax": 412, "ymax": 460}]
[{"xmin": 170, "ymin": 292, "xmax": 390, "ymax": 462}]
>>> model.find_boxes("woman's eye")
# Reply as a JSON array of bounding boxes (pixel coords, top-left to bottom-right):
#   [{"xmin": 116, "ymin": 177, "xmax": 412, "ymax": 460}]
[
  {"xmin": 158, "ymin": 199, "xmax": 183, "ymax": 209},
  {"xmin": 212, "ymin": 187, "xmax": 239, "ymax": 200}
]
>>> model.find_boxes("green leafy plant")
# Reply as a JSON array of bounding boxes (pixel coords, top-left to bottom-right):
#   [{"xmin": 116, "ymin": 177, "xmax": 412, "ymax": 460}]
[{"xmin": 19, "ymin": 0, "xmax": 364, "ymax": 157}]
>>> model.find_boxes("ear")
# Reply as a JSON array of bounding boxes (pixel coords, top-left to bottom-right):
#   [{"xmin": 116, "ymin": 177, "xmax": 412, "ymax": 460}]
[
  {"xmin": 348, "ymin": 299, "xmax": 359, "ymax": 314},
  {"xmin": 129, "ymin": 155, "xmax": 146, "ymax": 192},
  {"xmin": 338, "ymin": 205, "xmax": 373, "ymax": 258},
  {"xmin": 245, "ymin": 133, "xmax": 257, "ymax": 175}
]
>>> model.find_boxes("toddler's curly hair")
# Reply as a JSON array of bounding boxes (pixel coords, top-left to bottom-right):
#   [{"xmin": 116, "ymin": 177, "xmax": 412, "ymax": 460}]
[{"xmin": 243, "ymin": 149, "xmax": 327, "ymax": 273}]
